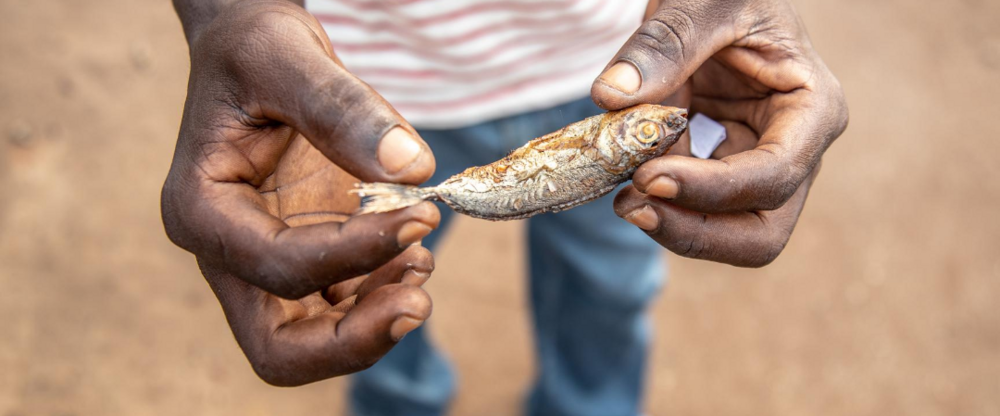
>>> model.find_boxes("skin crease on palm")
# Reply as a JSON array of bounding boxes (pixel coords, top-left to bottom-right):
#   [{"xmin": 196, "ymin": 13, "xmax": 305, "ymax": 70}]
[{"xmin": 162, "ymin": 0, "xmax": 847, "ymax": 385}]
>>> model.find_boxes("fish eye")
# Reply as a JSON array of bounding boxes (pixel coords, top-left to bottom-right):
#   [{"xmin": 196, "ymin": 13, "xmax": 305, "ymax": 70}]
[{"xmin": 636, "ymin": 121, "xmax": 660, "ymax": 144}]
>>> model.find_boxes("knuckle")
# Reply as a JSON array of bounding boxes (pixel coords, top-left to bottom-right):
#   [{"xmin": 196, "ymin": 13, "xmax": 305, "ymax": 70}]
[
  {"xmin": 768, "ymin": 175, "xmax": 803, "ymax": 210},
  {"xmin": 249, "ymin": 253, "xmax": 314, "ymax": 299},
  {"xmin": 661, "ymin": 214, "xmax": 710, "ymax": 259},
  {"xmin": 306, "ymin": 75, "xmax": 388, "ymax": 139},
  {"xmin": 745, "ymin": 230, "xmax": 790, "ymax": 268},
  {"xmin": 407, "ymin": 246, "xmax": 436, "ymax": 273},
  {"xmin": 818, "ymin": 72, "xmax": 850, "ymax": 141},
  {"xmin": 832, "ymin": 91, "xmax": 850, "ymax": 137},
  {"xmin": 753, "ymin": 154, "xmax": 808, "ymax": 211},
  {"xmin": 159, "ymin": 173, "xmax": 202, "ymax": 252},
  {"xmin": 612, "ymin": 186, "xmax": 643, "ymax": 217},
  {"xmin": 635, "ymin": 9, "xmax": 697, "ymax": 62},
  {"xmin": 257, "ymin": 272, "xmax": 312, "ymax": 300},
  {"xmin": 326, "ymin": 350, "xmax": 379, "ymax": 376},
  {"xmin": 160, "ymin": 181, "xmax": 185, "ymax": 247},
  {"xmin": 252, "ymin": 367, "xmax": 284, "ymax": 386},
  {"xmin": 230, "ymin": 1, "xmax": 313, "ymax": 35},
  {"xmin": 677, "ymin": 236, "xmax": 710, "ymax": 260},
  {"xmin": 251, "ymin": 231, "xmax": 353, "ymax": 299},
  {"xmin": 351, "ymin": 356, "xmax": 380, "ymax": 373},
  {"xmin": 377, "ymin": 284, "xmax": 432, "ymax": 318},
  {"xmin": 758, "ymin": 237, "xmax": 789, "ymax": 267},
  {"xmin": 399, "ymin": 285, "xmax": 431, "ymax": 308},
  {"xmin": 254, "ymin": 370, "xmax": 302, "ymax": 387},
  {"xmin": 267, "ymin": 285, "xmax": 311, "ymax": 300},
  {"xmin": 250, "ymin": 357, "xmax": 300, "ymax": 387}
]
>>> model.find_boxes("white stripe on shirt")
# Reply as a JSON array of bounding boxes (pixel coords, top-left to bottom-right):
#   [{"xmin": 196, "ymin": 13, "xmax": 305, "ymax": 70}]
[{"xmin": 307, "ymin": 0, "xmax": 644, "ymax": 128}]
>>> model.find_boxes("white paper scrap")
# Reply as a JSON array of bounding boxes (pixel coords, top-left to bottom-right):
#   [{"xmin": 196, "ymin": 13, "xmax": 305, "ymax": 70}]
[{"xmin": 689, "ymin": 113, "xmax": 727, "ymax": 159}]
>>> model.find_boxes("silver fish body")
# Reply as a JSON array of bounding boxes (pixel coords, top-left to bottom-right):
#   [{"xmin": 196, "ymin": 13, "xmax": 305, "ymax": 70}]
[{"xmin": 353, "ymin": 104, "xmax": 689, "ymax": 221}]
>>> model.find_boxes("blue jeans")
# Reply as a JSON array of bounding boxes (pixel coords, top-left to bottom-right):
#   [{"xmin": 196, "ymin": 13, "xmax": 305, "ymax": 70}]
[{"xmin": 350, "ymin": 97, "xmax": 666, "ymax": 416}]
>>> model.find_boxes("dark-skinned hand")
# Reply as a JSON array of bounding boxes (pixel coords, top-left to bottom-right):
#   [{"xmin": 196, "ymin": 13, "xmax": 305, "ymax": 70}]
[
  {"xmin": 592, "ymin": 0, "xmax": 849, "ymax": 267},
  {"xmin": 162, "ymin": 0, "xmax": 439, "ymax": 385}
]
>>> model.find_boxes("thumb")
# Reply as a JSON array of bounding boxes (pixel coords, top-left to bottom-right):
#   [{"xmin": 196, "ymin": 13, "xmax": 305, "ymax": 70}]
[
  {"xmin": 247, "ymin": 8, "xmax": 435, "ymax": 185},
  {"xmin": 591, "ymin": 2, "xmax": 741, "ymax": 110},
  {"xmin": 285, "ymin": 62, "xmax": 436, "ymax": 185},
  {"xmin": 277, "ymin": 58, "xmax": 435, "ymax": 185}
]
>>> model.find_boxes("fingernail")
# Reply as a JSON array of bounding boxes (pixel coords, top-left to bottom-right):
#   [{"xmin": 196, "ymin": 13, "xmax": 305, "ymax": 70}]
[
  {"xmin": 397, "ymin": 221, "xmax": 432, "ymax": 247},
  {"xmin": 645, "ymin": 176, "xmax": 679, "ymax": 199},
  {"xmin": 378, "ymin": 127, "xmax": 423, "ymax": 175},
  {"xmin": 390, "ymin": 316, "xmax": 424, "ymax": 341},
  {"xmin": 401, "ymin": 269, "xmax": 430, "ymax": 286},
  {"xmin": 599, "ymin": 62, "xmax": 641, "ymax": 94},
  {"xmin": 623, "ymin": 205, "xmax": 659, "ymax": 231}
]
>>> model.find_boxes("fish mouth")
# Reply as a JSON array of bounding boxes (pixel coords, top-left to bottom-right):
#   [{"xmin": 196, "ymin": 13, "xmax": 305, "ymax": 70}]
[{"xmin": 669, "ymin": 109, "xmax": 689, "ymax": 131}]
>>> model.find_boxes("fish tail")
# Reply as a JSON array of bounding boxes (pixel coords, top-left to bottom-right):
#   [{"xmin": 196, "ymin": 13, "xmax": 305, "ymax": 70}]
[{"xmin": 349, "ymin": 183, "xmax": 439, "ymax": 215}]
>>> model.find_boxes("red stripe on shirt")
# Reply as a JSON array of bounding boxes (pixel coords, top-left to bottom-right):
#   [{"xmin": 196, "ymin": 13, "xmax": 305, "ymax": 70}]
[
  {"xmin": 346, "ymin": 25, "xmax": 632, "ymax": 81},
  {"xmin": 313, "ymin": 0, "xmax": 601, "ymax": 50},
  {"xmin": 314, "ymin": 0, "xmax": 577, "ymax": 27},
  {"xmin": 333, "ymin": 21, "xmax": 619, "ymax": 67},
  {"xmin": 388, "ymin": 59, "xmax": 602, "ymax": 111},
  {"xmin": 328, "ymin": 0, "xmax": 609, "ymax": 53},
  {"xmin": 333, "ymin": 0, "xmax": 423, "ymax": 6}
]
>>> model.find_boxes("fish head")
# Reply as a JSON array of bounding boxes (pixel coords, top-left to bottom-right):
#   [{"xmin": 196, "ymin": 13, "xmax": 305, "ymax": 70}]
[{"xmin": 617, "ymin": 104, "xmax": 688, "ymax": 153}]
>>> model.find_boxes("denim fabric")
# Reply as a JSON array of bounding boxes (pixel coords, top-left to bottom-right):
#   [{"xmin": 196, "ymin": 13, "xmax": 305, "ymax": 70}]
[{"xmin": 349, "ymin": 97, "xmax": 665, "ymax": 416}]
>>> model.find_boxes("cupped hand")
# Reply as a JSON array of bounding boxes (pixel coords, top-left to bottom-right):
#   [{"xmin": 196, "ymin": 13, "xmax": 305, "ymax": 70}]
[
  {"xmin": 162, "ymin": 0, "xmax": 440, "ymax": 383},
  {"xmin": 193, "ymin": 133, "xmax": 438, "ymax": 386},
  {"xmin": 203, "ymin": 218, "xmax": 436, "ymax": 386},
  {"xmin": 592, "ymin": 0, "xmax": 848, "ymax": 267}
]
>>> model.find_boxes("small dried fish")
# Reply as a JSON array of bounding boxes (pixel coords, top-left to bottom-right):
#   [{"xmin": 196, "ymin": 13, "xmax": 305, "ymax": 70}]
[{"xmin": 352, "ymin": 104, "xmax": 688, "ymax": 221}]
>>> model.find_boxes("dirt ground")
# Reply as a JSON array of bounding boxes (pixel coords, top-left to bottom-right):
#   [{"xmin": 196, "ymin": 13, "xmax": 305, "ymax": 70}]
[{"xmin": 1, "ymin": 0, "xmax": 999, "ymax": 415}]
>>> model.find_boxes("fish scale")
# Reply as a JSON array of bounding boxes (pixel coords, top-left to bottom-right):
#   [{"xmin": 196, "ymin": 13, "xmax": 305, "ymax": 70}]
[{"xmin": 352, "ymin": 104, "xmax": 689, "ymax": 221}]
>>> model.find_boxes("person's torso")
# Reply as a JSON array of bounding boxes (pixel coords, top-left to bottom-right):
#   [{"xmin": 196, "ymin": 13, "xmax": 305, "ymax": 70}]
[{"xmin": 306, "ymin": 0, "xmax": 644, "ymax": 129}]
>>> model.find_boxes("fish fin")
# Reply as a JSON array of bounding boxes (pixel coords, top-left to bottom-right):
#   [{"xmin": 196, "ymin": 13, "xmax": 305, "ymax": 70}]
[{"xmin": 349, "ymin": 183, "xmax": 436, "ymax": 215}]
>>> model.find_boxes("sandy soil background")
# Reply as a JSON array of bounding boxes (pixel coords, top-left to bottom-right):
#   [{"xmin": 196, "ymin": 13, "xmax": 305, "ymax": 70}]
[{"xmin": 1, "ymin": 0, "xmax": 999, "ymax": 415}]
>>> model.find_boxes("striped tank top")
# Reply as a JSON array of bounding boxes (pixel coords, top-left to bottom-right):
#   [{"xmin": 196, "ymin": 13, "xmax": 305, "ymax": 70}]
[{"xmin": 306, "ymin": 0, "xmax": 645, "ymax": 129}]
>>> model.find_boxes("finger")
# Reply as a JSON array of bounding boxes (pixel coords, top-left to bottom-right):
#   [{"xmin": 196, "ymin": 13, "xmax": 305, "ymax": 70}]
[
  {"xmin": 689, "ymin": 56, "xmax": 773, "ymax": 100},
  {"xmin": 172, "ymin": 174, "xmax": 441, "ymax": 298},
  {"xmin": 665, "ymin": 130, "xmax": 692, "ymax": 157},
  {"xmin": 614, "ymin": 179, "xmax": 812, "ymax": 267},
  {"xmin": 660, "ymin": 80, "xmax": 692, "ymax": 108},
  {"xmin": 216, "ymin": 3, "xmax": 435, "ymax": 185},
  {"xmin": 644, "ymin": 0, "xmax": 660, "ymax": 20},
  {"xmin": 632, "ymin": 88, "xmax": 846, "ymax": 213},
  {"xmin": 663, "ymin": 119, "xmax": 754, "ymax": 160},
  {"xmin": 275, "ymin": 61, "xmax": 436, "ymax": 185},
  {"xmin": 325, "ymin": 275, "xmax": 367, "ymax": 306},
  {"xmin": 356, "ymin": 245, "xmax": 434, "ymax": 301},
  {"xmin": 710, "ymin": 120, "xmax": 758, "ymax": 159},
  {"xmin": 241, "ymin": 199, "xmax": 437, "ymax": 299},
  {"xmin": 690, "ymin": 95, "xmax": 764, "ymax": 131},
  {"xmin": 591, "ymin": 2, "xmax": 744, "ymax": 109},
  {"xmin": 299, "ymin": 292, "xmax": 336, "ymax": 316},
  {"xmin": 262, "ymin": 284, "xmax": 431, "ymax": 386},
  {"xmin": 205, "ymin": 253, "xmax": 434, "ymax": 386},
  {"xmin": 323, "ymin": 244, "xmax": 434, "ymax": 306}
]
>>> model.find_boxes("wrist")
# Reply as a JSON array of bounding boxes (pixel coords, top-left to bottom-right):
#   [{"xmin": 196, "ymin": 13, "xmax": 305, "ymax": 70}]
[{"xmin": 172, "ymin": 0, "xmax": 302, "ymax": 45}]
